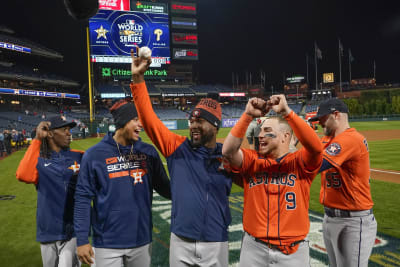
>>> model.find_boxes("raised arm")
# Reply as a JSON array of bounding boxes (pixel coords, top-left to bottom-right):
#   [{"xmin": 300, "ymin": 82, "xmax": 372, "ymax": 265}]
[
  {"xmin": 16, "ymin": 121, "xmax": 50, "ymax": 184},
  {"xmin": 222, "ymin": 98, "xmax": 269, "ymax": 168},
  {"xmin": 270, "ymin": 95, "xmax": 322, "ymax": 170},
  {"xmin": 129, "ymin": 48, "xmax": 185, "ymax": 157}
]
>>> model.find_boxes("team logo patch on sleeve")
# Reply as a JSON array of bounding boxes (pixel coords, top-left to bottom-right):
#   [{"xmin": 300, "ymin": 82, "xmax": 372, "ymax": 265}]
[{"xmin": 325, "ymin": 143, "xmax": 341, "ymax": 156}]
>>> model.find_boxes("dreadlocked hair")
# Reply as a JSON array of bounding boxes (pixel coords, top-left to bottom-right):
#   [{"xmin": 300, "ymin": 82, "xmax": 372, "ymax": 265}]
[{"xmin": 40, "ymin": 138, "xmax": 51, "ymax": 159}]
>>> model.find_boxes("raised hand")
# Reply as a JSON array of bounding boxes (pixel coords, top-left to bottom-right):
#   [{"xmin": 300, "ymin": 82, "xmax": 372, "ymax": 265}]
[
  {"xmin": 131, "ymin": 47, "xmax": 152, "ymax": 83},
  {"xmin": 35, "ymin": 121, "xmax": 50, "ymax": 141},
  {"xmin": 245, "ymin": 98, "xmax": 270, "ymax": 118},
  {"xmin": 269, "ymin": 94, "xmax": 291, "ymax": 117}
]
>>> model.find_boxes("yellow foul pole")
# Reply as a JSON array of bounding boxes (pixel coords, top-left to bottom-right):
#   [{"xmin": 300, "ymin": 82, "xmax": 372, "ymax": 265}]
[{"xmin": 86, "ymin": 27, "xmax": 94, "ymax": 122}]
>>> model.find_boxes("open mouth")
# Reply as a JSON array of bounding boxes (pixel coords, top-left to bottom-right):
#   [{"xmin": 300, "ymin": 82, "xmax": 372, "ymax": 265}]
[
  {"xmin": 133, "ymin": 129, "xmax": 141, "ymax": 137},
  {"xmin": 259, "ymin": 140, "xmax": 268, "ymax": 149},
  {"xmin": 191, "ymin": 131, "xmax": 201, "ymax": 141}
]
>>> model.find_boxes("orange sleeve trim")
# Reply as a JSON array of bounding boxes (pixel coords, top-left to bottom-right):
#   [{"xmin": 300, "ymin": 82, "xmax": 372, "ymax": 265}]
[
  {"xmin": 16, "ymin": 139, "xmax": 41, "ymax": 184},
  {"xmin": 231, "ymin": 113, "xmax": 253, "ymax": 138},
  {"xmin": 70, "ymin": 149, "xmax": 84, "ymax": 154},
  {"xmin": 130, "ymin": 82, "xmax": 186, "ymax": 157}
]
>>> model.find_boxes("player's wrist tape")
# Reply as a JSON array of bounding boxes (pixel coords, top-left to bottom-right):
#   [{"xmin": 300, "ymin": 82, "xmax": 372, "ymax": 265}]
[
  {"xmin": 231, "ymin": 113, "xmax": 253, "ymax": 138},
  {"xmin": 283, "ymin": 110, "xmax": 294, "ymax": 120}
]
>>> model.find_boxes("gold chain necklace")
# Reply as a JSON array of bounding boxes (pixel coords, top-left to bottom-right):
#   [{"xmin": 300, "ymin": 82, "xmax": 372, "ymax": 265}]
[{"xmin": 116, "ymin": 141, "xmax": 134, "ymax": 161}]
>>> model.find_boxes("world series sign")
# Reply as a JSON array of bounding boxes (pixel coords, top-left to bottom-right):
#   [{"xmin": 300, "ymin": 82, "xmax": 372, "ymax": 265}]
[{"xmin": 89, "ymin": 8, "xmax": 170, "ymax": 65}]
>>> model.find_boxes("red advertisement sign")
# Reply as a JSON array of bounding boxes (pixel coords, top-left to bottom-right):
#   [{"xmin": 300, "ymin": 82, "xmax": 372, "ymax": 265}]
[
  {"xmin": 99, "ymin": 0, "xmax": 130, "ymax": 11},
  {"xmin": 172, "ymin": 33, "xmax": 198, "ymax": 45}
]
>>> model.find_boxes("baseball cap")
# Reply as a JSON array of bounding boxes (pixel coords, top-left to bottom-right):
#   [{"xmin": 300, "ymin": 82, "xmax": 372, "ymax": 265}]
[
  {"xmin": 110, "ymin": 100, "xmax": 138, "ymax": 129},
  {"xmin": 309, "ymin": 98, "xmax": 349, "ymax": 122},
  {"xmin": 190, "ymin": 98, "xmax": 222, "ymax": 128},
  {"xmin": 48, "ymin": 116, "xmax": 77, "ymax": 130}
]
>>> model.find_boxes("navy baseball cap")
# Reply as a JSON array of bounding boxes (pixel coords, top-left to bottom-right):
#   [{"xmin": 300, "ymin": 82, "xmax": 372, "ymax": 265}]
[
  {"xmin": 48, "ymin": 116, "xmax": 77, "ymax": 130},
  {"xmin": 309, "ymin": 98, "xmax": 349, "ymax": 122}
]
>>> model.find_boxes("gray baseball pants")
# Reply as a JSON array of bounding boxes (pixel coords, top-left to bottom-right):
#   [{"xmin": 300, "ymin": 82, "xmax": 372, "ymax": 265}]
[
  {"xmin": 40, "ymin": 237, "xmax": 80, "ymax": 267},
  {"xmin": 323, "ymin": 213, "xmax": 377, "ymax": 267},
  {"xmin": 92, "ymin": 243, "xmax": 152, "ymax": 267},
  {"xmin": 169, "ymin": 232, "xmax": 229, "ymax": 267},
  {"xmin": 239, "ymin": 232, "xmax": 310, "ymax": 267}
]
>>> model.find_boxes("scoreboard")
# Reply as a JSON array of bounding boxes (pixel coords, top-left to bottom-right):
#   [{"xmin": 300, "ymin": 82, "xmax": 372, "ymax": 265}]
[
  {"xmin": 89, "ymin": 1, "xmax": 170, "ymax": 66},
  {"xmin": 90, "ymin": 0, "xmax": 198, "ymax": 86}
]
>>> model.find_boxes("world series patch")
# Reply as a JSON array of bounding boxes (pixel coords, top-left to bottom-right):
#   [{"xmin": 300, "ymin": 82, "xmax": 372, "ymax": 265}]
[{"xmin": 326, "ymin": 143, "xmax": 341, "ymax": 156}]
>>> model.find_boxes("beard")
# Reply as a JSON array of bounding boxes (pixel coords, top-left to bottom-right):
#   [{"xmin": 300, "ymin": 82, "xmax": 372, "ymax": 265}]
[
  {"xmin": 190, "ymin": 130, "xmax": 214, "ymax": 148},
  {"xmin": 323, "ymin": 126, "xmax": 334, "ymax": 136}
]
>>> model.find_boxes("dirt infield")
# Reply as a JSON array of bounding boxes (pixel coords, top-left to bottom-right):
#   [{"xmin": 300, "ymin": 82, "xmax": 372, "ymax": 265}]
[{"xmin": 217, "ymin": 129, "xmax": 400, "ymax": 184}]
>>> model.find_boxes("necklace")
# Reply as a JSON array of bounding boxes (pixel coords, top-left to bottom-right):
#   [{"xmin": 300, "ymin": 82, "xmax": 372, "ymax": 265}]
[{"xmin": 116, "ymin": 141, "xmax": 134, "ymax": 161}]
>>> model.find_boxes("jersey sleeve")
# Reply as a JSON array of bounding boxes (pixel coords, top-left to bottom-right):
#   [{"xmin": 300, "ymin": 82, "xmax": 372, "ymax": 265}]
[
  {"xmin": 285, "ymin": 111, "xmax": 322, "ymax": 172},
  {"xmin": 323, "ymin": 135, "xmax": 360, "ymax": 168},
  {"xmin": 150, "ymin": 149, "xmax": 171, "ymax": 200},
  {"xmin": 130, "ymin": 82, "xmax": 186, "ymax": 157},
  {"xmin": 15, "ymin": 139, "xmax": 41, "ymax": 184}
]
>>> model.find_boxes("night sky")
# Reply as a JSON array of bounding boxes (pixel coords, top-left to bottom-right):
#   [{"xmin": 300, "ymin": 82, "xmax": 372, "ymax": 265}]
[{"xmin": 1, "ymin": 0, "xmax": 400, "ymax": 90}]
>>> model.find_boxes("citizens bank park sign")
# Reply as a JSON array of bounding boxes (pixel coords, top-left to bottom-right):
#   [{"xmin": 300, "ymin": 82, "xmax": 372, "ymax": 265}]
[{"xmin": 101, "ymin": 67, "xmax": 167, "ymax": 79}]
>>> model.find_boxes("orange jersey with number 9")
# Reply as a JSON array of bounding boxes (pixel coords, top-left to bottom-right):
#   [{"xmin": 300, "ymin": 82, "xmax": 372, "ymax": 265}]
[
  {"xmin": 320, "ymin": 128, "xmax": 373, "ymax": 210},
  {"xmin": 238, "ymin": 147, "xmax": 321, "ymax": 254}
]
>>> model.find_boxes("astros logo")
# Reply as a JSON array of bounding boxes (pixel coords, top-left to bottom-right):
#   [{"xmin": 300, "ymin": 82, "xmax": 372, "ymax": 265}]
[
  {"xmin": 68, "ymin": 161, "xmax": 80, "ymax": 174},
  {"xmin": 326, "ymin": 143, "xmax": 341, "ymax": 156},
  {"xmin": 130, "ymin": 169, "xmax": 145, "ymax": 185}
]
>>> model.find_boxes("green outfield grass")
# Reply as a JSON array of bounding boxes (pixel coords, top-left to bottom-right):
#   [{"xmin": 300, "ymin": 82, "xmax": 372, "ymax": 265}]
[
  {"xmin": 349, "ymin": 120, "xmax": 400, "ymax": 131},
  {"xmin": 368, "ymin": 140, "xmax": 400, "ymax": 171},
  {"xmin": 0, "ymin": 120, "xmax": 399, "ymax": 266}
]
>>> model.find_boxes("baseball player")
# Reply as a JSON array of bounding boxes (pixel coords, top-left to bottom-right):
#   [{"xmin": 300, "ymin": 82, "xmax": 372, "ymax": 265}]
[
  {"xmin": 16, "ymin": 116, "xmax": 83, "ymax": 267},
  {"xmin": 245, "ymin": 118, "xmax": 258, "ymax": 150},
  {"xmin": 130, "ymin": 48, "xmax": 233, "ymax": 267},
  {"xmin": 222, "ymin": 95, "xmax": 323, "ymax": 266},
  {"xmin": 74, "ymin": 100, "xmax": 171, "ymax": 267},
  {"xmin": 309, "ymin": 98, "xmax": 377, "ymax": 267}
]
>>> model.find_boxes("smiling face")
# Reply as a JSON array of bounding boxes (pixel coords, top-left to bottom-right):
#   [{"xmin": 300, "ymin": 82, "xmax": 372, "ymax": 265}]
[
  {"xmin": 121, "ymin": 117, "xmax": 142, "ymax": 142},
  {"xmin": 189, "ymin": 117, "xmax": 217, "ymax": 148},
  {"xmin": 258, "ymin": 118, "xmax": 292, "ymax": 158},
  {"xmin": 49, "ymin": 126, "xmax": 72, "ymax": 150}
]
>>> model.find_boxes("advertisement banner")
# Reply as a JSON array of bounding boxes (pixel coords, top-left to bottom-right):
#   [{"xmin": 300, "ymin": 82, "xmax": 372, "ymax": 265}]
[
  {"xmin": 171, "ymin": 17, "xmax": 197, "ymax": 30},
  {"xmin": 0, "ymin": 42, "xmax": 31, "ymax": 53},
  {"xmin": 222, "ymin": 118, "xmax": 239, "ymax": 128},
  {"xmin": 173, "ymin": 48, "xmax": 198, "ymax": 60},
  {"xmin": 0, "ymin": 88, "xmax": 80, "ymax": 99},
  {"xmin": 99, "ymin": 0, "xmax": 130, "ymax": 11},
  {"xmin": 161, "ymin": 120, "xmax": 177, "ymax": 130},
  {"xmin": 171, "ymin": 2, "xmax": 197, "ymax": 15},
  {"xmin": 172, "ymin": 33, "xmax": 198, "ymax": 45}
]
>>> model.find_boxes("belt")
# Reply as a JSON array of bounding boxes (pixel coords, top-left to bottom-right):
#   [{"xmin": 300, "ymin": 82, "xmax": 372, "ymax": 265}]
[
  {"xmin": 246, "ymin": 232, "xmax": 304, "ymax": 249},
  {"xmin": 324, "ymin": 207, "xmax": 373, "ymax": 218}
]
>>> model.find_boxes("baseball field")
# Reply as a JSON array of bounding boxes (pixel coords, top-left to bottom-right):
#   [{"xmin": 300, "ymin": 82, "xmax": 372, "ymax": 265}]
[{"xmin": 0, "ymin": 120, "xmax": 399, "ymax": 266}]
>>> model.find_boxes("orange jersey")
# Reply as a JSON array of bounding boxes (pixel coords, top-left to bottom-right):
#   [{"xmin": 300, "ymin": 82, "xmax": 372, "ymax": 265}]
[
  {"xmin": 320, "ymin": 128, "xmax": 373, "ymax": 210},
  {"xmin": 239, "ymin": 149, "xmax": 320, "ymax": 254},
  {"xmin": 236, "ymin": 111, "xmax": 322, "ymax": 255}
]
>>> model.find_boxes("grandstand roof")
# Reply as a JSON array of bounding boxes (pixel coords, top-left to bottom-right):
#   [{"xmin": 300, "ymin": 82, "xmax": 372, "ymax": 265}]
[
  {"xmin": 0, "ymin": 65, "xmax": 79, "ymax": 87},
  {"xmin": 0, "ymin": 31, "xmax": 63, "ymax": 60}
]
